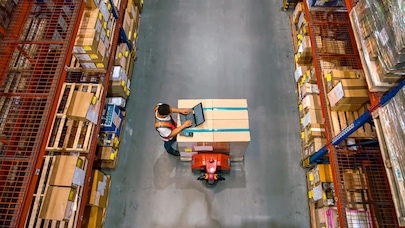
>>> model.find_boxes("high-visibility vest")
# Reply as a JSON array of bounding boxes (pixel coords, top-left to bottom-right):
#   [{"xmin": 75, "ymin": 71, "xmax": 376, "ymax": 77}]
[{"xmin": 154, "ymin": 105, "xmax": 176, "ymax": 140}]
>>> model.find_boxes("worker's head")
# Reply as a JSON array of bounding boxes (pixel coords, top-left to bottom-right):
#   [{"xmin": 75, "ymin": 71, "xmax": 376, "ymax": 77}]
[{"xmin": 158, "ymin": 103, "xmax": 171, "ymax": 117}]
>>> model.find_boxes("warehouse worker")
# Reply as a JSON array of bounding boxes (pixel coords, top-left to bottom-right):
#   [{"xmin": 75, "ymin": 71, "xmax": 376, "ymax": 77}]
[{"xmin": 154, "ymin": 103, "xmax": 192, "ymax": 156}]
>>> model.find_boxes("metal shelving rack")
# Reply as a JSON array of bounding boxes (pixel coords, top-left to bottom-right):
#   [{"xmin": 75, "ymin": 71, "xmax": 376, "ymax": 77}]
[
  {"xmin": 0, "ymin": 0, "xmax": 128, "ymax": 226},
  {"xmin": 299, "ymin": 0, "xmax": 400, "ymax": 226}
]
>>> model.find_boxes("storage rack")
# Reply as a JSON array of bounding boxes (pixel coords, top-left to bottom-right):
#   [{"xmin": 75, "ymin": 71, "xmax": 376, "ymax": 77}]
[
  {"xmin": 0, "ymin": 0, "xmax": 130, "ymax": 226},
  {"xmin": 297, "ymin": 0, "xmax": 401, "ymax": 226}
]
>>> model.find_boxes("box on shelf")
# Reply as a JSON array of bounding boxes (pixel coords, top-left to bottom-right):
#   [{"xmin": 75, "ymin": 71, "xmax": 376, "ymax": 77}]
[
  {"xmin": 106, "ymin": 97, "xmax": 126, "ymax": 109},
  {"xmin": 114, "ymin": 43, "xmax": 130, "ymax": 69},
  {"xmin": 302, "ymin": 109, "xmax": 323, "ymax": 129},
  {"xmin": 346, "ymin": 191, "xmax": 368, "ymax": 210},
  {"xmin": 97, "ymin": 145, "xmax": 118, "ymax": 160},
  {"xmin": 323, "ymin": 69, "xmax": 365, "ymax": 93},
  {"xmin": 315, "ymin": 207, "xmax": 339, "ymax": 228},
  {"xmin": 322, "ymin": 39, "xmax": 346, "ymax": 54},
  {"xmin": 177, "ymin": 99, "xmax": 250, "ymax": 160},
  {"xmin": 299, "ymin": 82, "xmax": 319, "ymax": 100},
  {"xmin": 296, "ymin": 11, "xmax": 306, "ymax": 31},
  {"xmin": 66, "ymin": 91, "xmax": 100, "ymax": 124},
  {"xmin": 294, "ymin": 65, "xmax": 311, "ymax": 83},
  {"xmin": 292, "ymin": 2, "xmax": 303, "ymax": 24},
  {"xmin": 314, "ymin": 164, "xmax": 333, "ymax": 184},
  {"xmin": 327, "ymin": 80, "xmax": 369, "ymax": 109},
  {"xmin": 88, "ymin": 170, "xmax": 111, "ymax": 208},
  {"xmin": 82, "ymin": 206, "xmax": 104, "ymax": 228},
  {"xmin": 312, "ymin": 182, "xmax": 335, "ymax": 208},
  {"xmin": 303, "ymin": 137, "xmax": 327, "ymax": 158},
  {"xmin": 101, "ymin": 104, "xmax": 125, "ymax": 136},
  {"xmin": 342, "ymin": 169, "xmax": 368, "ymax": 191},
  {"xmin": 108, "ymin": 80, "xmax": 130, "ymax": 99},
  {"xmin": 39, "ymin": 186, "xmax": 77, "ymax": 221},
  {"xmin": 112, "ymin": 66, "xmax": 128, "ymax": 82},
  {"xmin": 49, "ymin": 156, "xmax": 85, "ymax": 188},
  {"xmin": 301, "ymin": 94, "xmax": 321, "ymax": 113}
]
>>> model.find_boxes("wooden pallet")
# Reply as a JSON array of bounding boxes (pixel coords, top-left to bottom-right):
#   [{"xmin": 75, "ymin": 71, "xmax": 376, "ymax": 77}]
[
  {"xmin": 46, "ymin": 83, "xmax": 103, "ymax": 153},
  {"xmin": 25, "ymin": 156, "xmax": 88, "ymax": 228},
  {"xmin": 329, "ymin": 104, "xmax": 376, "ymax": 139}
]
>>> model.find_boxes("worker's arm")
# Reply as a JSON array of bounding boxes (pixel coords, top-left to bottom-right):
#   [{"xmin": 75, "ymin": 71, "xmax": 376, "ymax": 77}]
[
  {"xmin": 171, "ymin": 107, "xmax": 191, "ymax": 115},
  {"xmin": 168, "ymin": 120, "xmax": 192, "ymax": 138}
]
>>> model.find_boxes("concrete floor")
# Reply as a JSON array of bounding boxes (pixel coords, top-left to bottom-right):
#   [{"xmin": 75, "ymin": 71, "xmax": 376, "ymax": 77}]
[{"xmin": 104, "ymin": 0, "xmax": 309, "ymax": 227}]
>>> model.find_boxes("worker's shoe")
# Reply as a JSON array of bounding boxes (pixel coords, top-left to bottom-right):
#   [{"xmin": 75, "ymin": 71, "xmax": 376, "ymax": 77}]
[{"xmin": 168, "ymin": 150, "xmax": 180, "ymax": 156}]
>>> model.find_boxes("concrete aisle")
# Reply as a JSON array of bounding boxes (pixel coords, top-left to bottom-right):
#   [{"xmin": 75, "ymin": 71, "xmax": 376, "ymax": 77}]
[{"xmin": 104, "ymin": 0, "xmax": 309, "ymax": 227}]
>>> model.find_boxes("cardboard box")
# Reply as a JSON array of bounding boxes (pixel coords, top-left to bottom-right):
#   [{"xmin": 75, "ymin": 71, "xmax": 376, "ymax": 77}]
[
  {"xmin": 322, "ymin": 39, "xmax": 346, "ymax": 54},
  {"xmin": 300, "ymin": 82, "xmax": 319, "ymax": 100},
  {"xmin": 315, "ymin": 207, "xmax": 339, "ymax": 228},
  {"xmin": 292, "ymin": 2, "xmax": 303, "ymax": 24},
  {"xmin": 49, "ymin": 156, "xmax": 85, "ymax": 188},
  {"xmin": 294, "ymin": 65, "xmax": 310, "ymax": 82},
  {"xmin": 342, "ymin": 169, "xmax": 367, "ymax": 190},
  {"xmin": 296, "ymin": 12, "xmax": 306, "ymax": 31},
  {"xmin": 302, "ymin": 109, "xmax": 323, "ymax": 128},
  {"xmin": 106, "ymin": 97, "xmax": 126, "ymax": 109},
  {"xmin": 177, "ymin": 99, "xmax": 250, "ymax": 160},
  {"xmin": 301, "ymin": 94, "xmax": 321, "ymax": 111},
  {"xmin": 88, "ymin": 170, "xmax": 110, "ymax": 208},
  {"xmin": 346, "ymin": 191, "xmax": 368, "ymax": 210},
  {"xmin": 323, "ymin": 69, "xmax": 364, "ymax": 92},
  {"xmin": 312, "ymin": 182, "xmax": 335, "ymax": 207},
  {"xmin": 66, "ymin": 91, "xmax": 94, "ymax": 122},
  {"xmin": 304, "ymin": 137, "xmax": 327, "ymax": 157},
  {"xmin": 83, "ymin": 206, "xmax": 104, "ymax": 228},
  {"xmin": 39, "ymin": 186, "xmax": 77, "ymax": 220},
  {"xmin": 101, "ymin": 104, "xmax": 124, "ymax": 135},
  {"xmin": 112, "ymin": 66, "xmax": 128, "ymax": 83},
  {"xmin": 108, "ymin": 81, "xmax": 130, "ymax": 99},
  {"xmin": 328, "ymin": 81, "xmax": 369, "ymax": 108},
  {"xmin": 97, "ymin": 146, "xmax": 118, "ymax": 160},
  {"xmin": 211, "ymin": 99, "xmax": 248, "ymax": 120},
  {"xmin": 304, "ymin": 124, "xmax": 325, "ymax": 140},
  {"xmin": 314, "ymin": 164, "xmax": 333, "ymax": 184}
]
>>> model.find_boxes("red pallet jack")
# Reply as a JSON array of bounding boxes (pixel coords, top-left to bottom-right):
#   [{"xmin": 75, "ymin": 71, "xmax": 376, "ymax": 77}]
[{"xmin": 191, "ymin": 153, "xmax": 231, "ymax": 188}]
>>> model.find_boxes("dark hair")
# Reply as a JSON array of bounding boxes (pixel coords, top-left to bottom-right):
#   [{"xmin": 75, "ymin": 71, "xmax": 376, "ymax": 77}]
[{"xmin": 158, "ymin": 103, "xmax": 171, "ymax": 115}]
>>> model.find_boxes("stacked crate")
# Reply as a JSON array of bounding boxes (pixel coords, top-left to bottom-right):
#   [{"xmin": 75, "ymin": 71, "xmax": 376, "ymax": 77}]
[
  {"xmin": 73, "ymin": 1, "xmax": 117, "ymax": 70},
  {"xmin": 93, "ymin": 0, "xmax": 141, "ymax": 169},
  {"xmin": 292, "ymin": 4, "xmax": 327, "ymax": 160}
]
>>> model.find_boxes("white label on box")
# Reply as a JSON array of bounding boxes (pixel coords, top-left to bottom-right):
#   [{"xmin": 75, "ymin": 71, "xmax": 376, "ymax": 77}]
[
  {"xmin": 312, "ymin": 185, "xmax": 323, "ymax": 201},
  {"xmin": 112, "ymin": 66, "xmax": 122, "ymax": 80},
  {"xmin": 328, "ymin": 82, "xmax": 344, "ymax": 107},
  {"xmin": 97, "ymin": 181, "xmax": 106, "ymax": 196},
  {"xmin": 86, "ymin": 102, "xmax": 100, "ymax": 124},
  {"xmin": 99, "ymin": 1, "xmax": 110, "ymax": 22},
  {"xmin": 96, "ymin": 19, "xmax": 102, "ymax": 32},
  {"xmin": 73, "ymin": 167, "xmax": 85, "ymax": 186},
  {"xmin": 127, "ymin": 79, "xmax": 131, "ymax": 90},
  {"xmin": 100, "ymin": 28, "xmax": 107, "ymax": 43},
  {"xmin": 193, "ymin": 146, "xmax": 213, "ymax": 151},
  {"xmin": 298, "ymin": 42, "xmax": 304, "ymax": 54},
  {"xmin": 74, "ymin": 54, "xmax": 91, "ymax": 61},
  {"xmin": 303, "ymin": 112, "xmax": 310, "ymax": 128},
  {"xmin": 294, "ymin": 67, "xmax": 303, "ymax": 82},
  {"xmin": 73, "ymin": 46, "xmax": 85, "ymax": 54},
  {"xmin": 98, "ymin": 40, "xmax": 106, "ymax": 57},
  {"xmin": 94, "ymin": 191, "xmax": 101, "ymax": 206},
  {"xmin": 81, "ymin": 62, "xmax": 97, "ymax": 68},
  {"xmin": 314, "ymin": 167, "xmax": 320, "ymax": 183}
]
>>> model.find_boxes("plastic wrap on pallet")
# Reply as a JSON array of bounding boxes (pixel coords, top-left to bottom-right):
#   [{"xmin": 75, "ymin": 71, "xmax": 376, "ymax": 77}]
[
  {"xmin": 353, "ymin": 0, "xmax": 405, "ymax": 77},
  {"xmin": 379, "ymin": 86, "xmax": 405, "ymax": 217},
  {"xmin": 307, "ymin": 0, "xmax": 345, "ymax": 7}
]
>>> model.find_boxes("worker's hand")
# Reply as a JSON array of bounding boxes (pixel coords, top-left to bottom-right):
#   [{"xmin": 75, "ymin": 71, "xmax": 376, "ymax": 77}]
[
  {"xmin": 183, "ymin": 120, "xmax": 193, "ymax": 128},
  {"xmin": 180, "ymin": 109, "xmax": 192, "ymax": 115}
]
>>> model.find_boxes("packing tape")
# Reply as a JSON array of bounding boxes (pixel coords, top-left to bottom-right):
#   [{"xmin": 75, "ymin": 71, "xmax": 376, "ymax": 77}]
[
  {"xmin": 203, "ymin": 107, "xmax": 248, "ymax": 111},
  {"xmin": 182, "ymin": 128, "xmax": 249, "ymax": 133}
]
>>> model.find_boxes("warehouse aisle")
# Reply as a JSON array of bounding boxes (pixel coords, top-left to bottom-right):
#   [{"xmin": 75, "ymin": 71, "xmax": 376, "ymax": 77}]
[{"xmin": 105, "ymin": 0, "xmax": 309, "ymax": 227}]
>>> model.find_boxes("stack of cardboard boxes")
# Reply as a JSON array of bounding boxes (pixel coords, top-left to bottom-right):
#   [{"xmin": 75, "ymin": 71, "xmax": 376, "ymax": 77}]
[
  {"xmin": 177, "ymin": 99, "xmax": 250, "ymax": 161},
  {"xmin": 73, "ymin": 1, "xmax": 117, "ymax": 70},
  {"xmin": 82, "ymin": 170, "xmax": 112, "ymax": 228},
  {"xmin": 40, "ymin": 156, "xmax": 86, "ymax": 221}
]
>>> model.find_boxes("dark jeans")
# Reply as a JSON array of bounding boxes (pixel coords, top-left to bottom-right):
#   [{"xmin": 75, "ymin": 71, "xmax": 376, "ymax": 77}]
[{"xmin": 164, "ymin": 136, "xmax": 178, "ymax": 154}]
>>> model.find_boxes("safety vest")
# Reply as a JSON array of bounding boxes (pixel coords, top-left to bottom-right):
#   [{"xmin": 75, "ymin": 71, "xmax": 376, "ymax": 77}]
[{"xmin": 154, "ymin": 105, "xmax": 176, "ymax": 140}]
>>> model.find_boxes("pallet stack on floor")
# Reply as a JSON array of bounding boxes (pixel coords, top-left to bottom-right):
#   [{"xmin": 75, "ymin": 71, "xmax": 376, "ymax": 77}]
[{"xmin": 20, "ymin": 0, "xmax": 144, "ymax": 227}]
